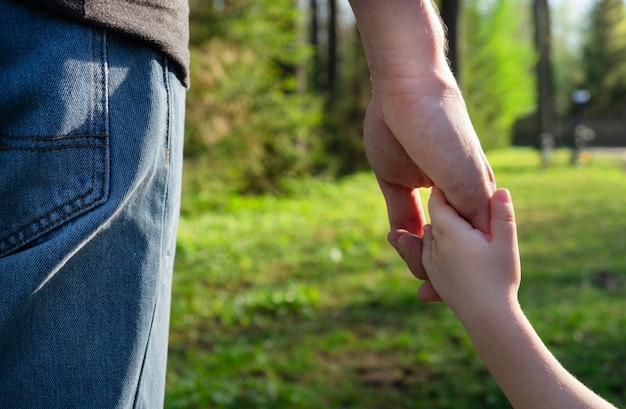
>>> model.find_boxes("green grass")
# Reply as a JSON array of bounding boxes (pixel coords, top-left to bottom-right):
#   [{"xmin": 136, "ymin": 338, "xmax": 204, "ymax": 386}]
[{"xmin": 167, "ymin": 148, "xmax": 626, "ymax": 409}]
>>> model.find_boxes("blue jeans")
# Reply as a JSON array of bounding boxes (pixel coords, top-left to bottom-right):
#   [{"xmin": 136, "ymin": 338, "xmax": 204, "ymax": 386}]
[{"xmin": 0, "ymin": 2, "xmax": 185, "ymax": 408}]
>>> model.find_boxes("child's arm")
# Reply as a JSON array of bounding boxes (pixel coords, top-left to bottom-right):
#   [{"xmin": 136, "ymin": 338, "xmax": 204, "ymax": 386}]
[{"xmin": 416, "ymin": 187, "xmax": 616, "ymax": 409}]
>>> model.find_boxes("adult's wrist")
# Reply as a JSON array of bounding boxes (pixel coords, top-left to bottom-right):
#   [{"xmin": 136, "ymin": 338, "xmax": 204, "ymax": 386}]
[{"xmin": 350, "ymin": 0, "xmax": 450, "ymax": 86}]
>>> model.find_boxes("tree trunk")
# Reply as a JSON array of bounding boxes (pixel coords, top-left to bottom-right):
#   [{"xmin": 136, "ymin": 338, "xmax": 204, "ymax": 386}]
[
  {"xmin": 533, "ymin": 0, "xmax": 555, "ymax": 139},
  {"xmin": 309, "ymin": 0, "xmax": 320, "ymax": 91},
  {"xmin": 440, "ymin": 0, "xmax": 461, "ymax": 80},
  {"xmin": 327, "ymin": 0, "xmax": 338, "ymax": 96}
]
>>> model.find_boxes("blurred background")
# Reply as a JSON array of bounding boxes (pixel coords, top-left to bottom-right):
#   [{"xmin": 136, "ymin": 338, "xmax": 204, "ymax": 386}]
[
  {"xmin": 183, "ymin": 0, "xmax": 625, "ymax": 195},
  {"xmin": 169, "ymin": 1, "xmax": 626, "ymax": 408}
]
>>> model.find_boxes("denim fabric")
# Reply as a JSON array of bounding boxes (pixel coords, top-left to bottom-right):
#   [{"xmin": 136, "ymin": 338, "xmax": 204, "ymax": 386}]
[{"xmin": 0, "ymin": 2, "xmax": 185, "ymax": 408}]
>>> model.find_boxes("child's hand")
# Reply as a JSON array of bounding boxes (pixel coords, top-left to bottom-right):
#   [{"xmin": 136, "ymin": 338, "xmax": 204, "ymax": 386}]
[{"xmin": 420, "ymin": 187, "xmax": 521, "ymax": 328}]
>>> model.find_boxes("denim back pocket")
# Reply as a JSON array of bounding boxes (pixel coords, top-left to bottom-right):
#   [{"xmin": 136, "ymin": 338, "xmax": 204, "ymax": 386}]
[{"xmin": 0, "ymin": 17, "xmax": 110, "ymax": 257}]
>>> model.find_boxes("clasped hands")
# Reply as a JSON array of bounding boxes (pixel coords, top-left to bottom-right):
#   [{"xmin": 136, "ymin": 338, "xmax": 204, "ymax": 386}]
[{"xmin": 363, "ymin": 81, "xmax": 514, "ymax": 312}]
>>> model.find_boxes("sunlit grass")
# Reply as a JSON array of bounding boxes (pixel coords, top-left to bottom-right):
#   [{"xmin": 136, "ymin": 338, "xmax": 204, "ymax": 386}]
[{"xmin": 167, "ymin": 147, "xmax": 626, "ymax": 409}]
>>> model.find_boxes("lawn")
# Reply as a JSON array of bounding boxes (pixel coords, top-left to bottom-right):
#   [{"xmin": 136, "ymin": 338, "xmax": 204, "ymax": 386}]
[{"xmin": 166, "ymin": 148, "xmax": 626, "ymax": 409}]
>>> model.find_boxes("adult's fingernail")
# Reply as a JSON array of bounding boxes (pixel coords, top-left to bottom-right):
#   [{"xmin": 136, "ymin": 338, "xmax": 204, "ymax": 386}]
[{"xmin": 387, "ymin": 230, "xmax": 405, "ymax": 259}]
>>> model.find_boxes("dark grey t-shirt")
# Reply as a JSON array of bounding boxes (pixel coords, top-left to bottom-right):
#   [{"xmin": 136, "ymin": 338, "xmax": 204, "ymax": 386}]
[{"xmin": 16, "ymin": 0, "xmax": 190, "ymax": 86}]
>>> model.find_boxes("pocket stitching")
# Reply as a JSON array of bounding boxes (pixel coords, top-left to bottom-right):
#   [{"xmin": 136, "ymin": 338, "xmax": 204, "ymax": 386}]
[{"xmin": 0, "ymin": 137, "xmax": 108, "ymax": 255}]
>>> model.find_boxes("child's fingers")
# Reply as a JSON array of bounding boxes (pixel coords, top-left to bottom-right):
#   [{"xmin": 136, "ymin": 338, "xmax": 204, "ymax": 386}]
[
  {"xmin": 489, "ymin": 189, "xmax": 517, "ymax": 245},
  {"xmin": 420, "ymin": 223, "xmax": 433, "ymax": 270},
  {"xmin": 417, "ymin": 225, "xmax": 443, "ymax": 302},
  {"xmin": 427, "ymin": 187, "xmax": 450, "ymax": 223},
  {"xmin": 428, "ymin": 187, "xmax": 473, "ymax": 234}
]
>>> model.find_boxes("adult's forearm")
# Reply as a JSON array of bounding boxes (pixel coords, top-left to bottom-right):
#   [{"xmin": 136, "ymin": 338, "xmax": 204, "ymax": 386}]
[
  {"xmin": 350, "ymin": 0, "xmax": 495, "ymax": 232},
  {"xmin": 348, "ymin": 0, "xmax": 450, "ymax": 87}
]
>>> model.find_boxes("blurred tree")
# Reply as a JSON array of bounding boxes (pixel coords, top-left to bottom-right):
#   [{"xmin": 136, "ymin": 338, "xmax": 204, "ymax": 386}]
[
  {"xmin": 184, "ymin": 0, "xmax": 542, "ymax": 193},
  {"xmin": 309, "ymin": 0, "xmax": 321, "ymax": 91},
  {"xmin": 185, "ymin": 0, "xmax": 323, "ymax": 194},
  {"xmin": 550, "ymin": 0, "xmax": 586, "ymax": 116},
  {"xmin": 580, "ymin": 0, "xmax": 626, "ymax": 116},
  {"xmin": 533, "ymin": 0, "xmax": 556, "ymax": 140},
  {"xmin": 327, "ymin": 0, "xmax": 338, "ymax": 95},
  {"xmin": 308, "ymin": 0, "xmax": 338, "ymax": 95},
  {"xmin": 309, "ymin": 0, "xmax": 371, "ymax": 175},
  {"xmin": 322, "ymin": 21, "xmax": 371, "ymax": 175},
  {"xmin": 461, "ymin": 0, "xmax": 536, "ymax": 150},
  {"xmin": 440, "ymin": 0, "xmax": 461, "ymax": 79}
]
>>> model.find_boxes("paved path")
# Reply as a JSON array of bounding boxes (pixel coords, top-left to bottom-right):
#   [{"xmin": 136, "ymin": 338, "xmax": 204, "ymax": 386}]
[{"xmin": 591, "ymin": 147, "xmax": 626, "ymax": 159}]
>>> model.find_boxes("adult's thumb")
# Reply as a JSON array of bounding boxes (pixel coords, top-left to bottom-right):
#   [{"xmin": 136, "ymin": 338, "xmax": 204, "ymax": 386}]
[{"xmin": 490, "ymin": 188, "xmax": 517, "ymax": 243}]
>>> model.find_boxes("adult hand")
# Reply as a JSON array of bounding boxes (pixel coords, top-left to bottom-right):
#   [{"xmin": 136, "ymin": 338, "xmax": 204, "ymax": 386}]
[
  {"xmin": 364, "ymin": 79, "xmax": 495, "ymax": 280},
  {"xmin": 349, "ymin": 0, "xmax": 495, "ymax": 280}
]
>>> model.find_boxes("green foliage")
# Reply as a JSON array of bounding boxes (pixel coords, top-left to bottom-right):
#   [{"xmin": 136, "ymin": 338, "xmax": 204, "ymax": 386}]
[
  {"xmin": 185, "ymin": 0, "xmax": 323, "ymax": 194},
  {"xmin": 168, "ymin": 148, "xmax": 626, "ymax": 409},
  {"xmin": 580, "ymin": 0, "xmax": 626, "ymax": 116},
  {"xmin": 461, "ymin": 0, "xmax": 536, "ymax": 150},
  {"xmin": 320, "ymin": 26, "xmax": 372, "ymax": 176},
  {"xmin": 184, "ymin": 0, "xmax": 546, "ymax": 193}
]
